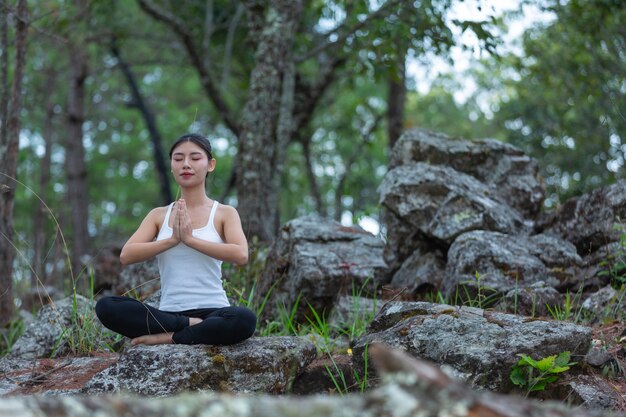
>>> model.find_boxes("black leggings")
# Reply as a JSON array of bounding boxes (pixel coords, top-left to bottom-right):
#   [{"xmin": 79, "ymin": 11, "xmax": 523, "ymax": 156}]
[{"xmin": 95, "ymin": 296, "xmax": 256, "ymax": 345}]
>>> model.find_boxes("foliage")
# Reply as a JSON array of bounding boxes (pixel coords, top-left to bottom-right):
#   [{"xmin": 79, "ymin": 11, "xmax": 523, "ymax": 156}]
[
  {"xmin": 510, "ymin": 351, "xmax": 576, "ymax": 397},
  {"xmin": 0, "ymin": 318, "xmax": 25, "ymax": 357},
  {"xmin": 478, "ymin": 0, "xmax": 626, "ymax": 204}
]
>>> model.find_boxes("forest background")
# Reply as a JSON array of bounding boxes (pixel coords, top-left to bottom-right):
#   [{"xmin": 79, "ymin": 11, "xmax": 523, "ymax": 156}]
[{"xmin": 0, "ymin": 0, "xmax": 624, "ymax": 325}]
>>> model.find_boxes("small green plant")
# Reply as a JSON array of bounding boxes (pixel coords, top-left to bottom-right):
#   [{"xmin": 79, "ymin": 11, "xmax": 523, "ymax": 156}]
[
  {"xmin": 323, "ymin": 343, "xmax": 369, "ymax": 395},
  {"xmin": 0, "ymin": 318, "xmax": 25, "ymax": 357},
  {"xmin": 510, "ymin": 351, "xmax": 576, "ymax": 397},
  {"xmin": 545, "ymin": 288, "xmax": 586, "ymax": 323},
  {"xmin": 455, "ymin": 271, "xmax": 500, "ymax": 309}
]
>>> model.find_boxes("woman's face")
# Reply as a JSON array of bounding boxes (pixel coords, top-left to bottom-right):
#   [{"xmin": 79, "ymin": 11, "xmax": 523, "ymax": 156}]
[{"xmin": 170, "ymin": 140, "xmax": 215, "ymax": 185}]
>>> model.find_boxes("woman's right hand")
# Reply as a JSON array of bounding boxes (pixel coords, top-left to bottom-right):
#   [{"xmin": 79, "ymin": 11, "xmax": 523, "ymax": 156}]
[{"xmin": 170, "ymin": 201, "xmax": 182, "ymax": 243}]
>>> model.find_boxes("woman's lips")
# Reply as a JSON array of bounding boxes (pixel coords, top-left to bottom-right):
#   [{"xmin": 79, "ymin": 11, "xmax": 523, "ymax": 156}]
[{"xmin": 181, "ymin": 173, "xmax": 193, "ymax": 178}]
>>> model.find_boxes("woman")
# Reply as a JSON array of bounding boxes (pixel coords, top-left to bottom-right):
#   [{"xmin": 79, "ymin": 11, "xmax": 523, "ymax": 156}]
[{"xmin": 95, "ymin": 133, "xmax": 256, "ymax": 346}]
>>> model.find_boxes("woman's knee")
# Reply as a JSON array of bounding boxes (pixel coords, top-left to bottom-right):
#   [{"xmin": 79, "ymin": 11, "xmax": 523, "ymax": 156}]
[
  {"xmin": 234, "ymin": 307, "xmax": 257, "ymax": 338},
  {"xmin": 95, "ymin": 296, "xmax": 115, "ymax": 325}
]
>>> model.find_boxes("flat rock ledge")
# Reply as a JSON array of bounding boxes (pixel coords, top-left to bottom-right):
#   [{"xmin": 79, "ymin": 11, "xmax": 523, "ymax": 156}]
[
  {"xmin": 1, "ymin": 345, "xmax": 623, "ymax": 417},
  {"xmin": 83, "ymin": 336, "xmax": 316, "ymax": 396},
  {"xmin": 354, "ymin": 301, "xmax": 592, "ymax": 392}
]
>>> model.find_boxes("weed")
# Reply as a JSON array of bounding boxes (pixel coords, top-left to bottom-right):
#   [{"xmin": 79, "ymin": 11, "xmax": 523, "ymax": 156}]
[
  {"xmin": 510, "ymin": 351, "xmax": 576, "ymax": 397},
  {"xmin": 0, "ymin": 318, "xmax": 25, "ymax": 357},
  {"xmin": 323, "ymin": 343, "xmax": 369, "ymax": 395}
]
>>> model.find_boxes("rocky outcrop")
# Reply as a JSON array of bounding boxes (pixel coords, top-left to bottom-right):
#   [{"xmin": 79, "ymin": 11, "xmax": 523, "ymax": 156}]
[
  {"xmin": 540, "ymin": 181, "xmax": 626, "ymax": 255},
  {"xmin": 388, "ymin": 129, "xmax": 545, "ymax": 218},
  {"xmin": 444, "ymin": 231, "xmax": 584, "ymax": 301},
  {"xmin": 84, "ymin": 336, "xmax": 316, "ymax": 396},
  {"xmin": 9, "ymin": 295, "xmax": 119, "ymax": 359},
  {"xmin": 254, "ymin": 216, "xmax": 388, "ymax": 322},
  {"xmin": 2, "ymin": 344, "xmax": 622, "ymax": 417},
  {"xmin": 353, "ymin": 301, "xmax": 591, "ymax": 393}
]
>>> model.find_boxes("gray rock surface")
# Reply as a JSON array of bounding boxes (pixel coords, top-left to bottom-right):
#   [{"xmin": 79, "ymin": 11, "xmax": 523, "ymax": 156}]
[
  {"xmin": 541, "ymin": 181, "xmax": 626, "ymax": 254},
  {"xmin": 389, "ymin": 128, "xmax": 545, "ymax": 218},
  {"xmin": 255, "ymin": 216, "xmax": 388, "ymax": 322},
  {"xmin": 444, "ymin": 231, "xmax": 584, "ymax": 302},
  {"xmin": 116, "ymin": 257, "xmax": 161, "ymax": 299},
  {"xmin": 379, "ymin": 163, "xmax": 526, "ymax": 245},
  {"xmin": 9, "ymin": 295, "xmax": 118, "ymax": 359},
  {"xmin": 84, "ymin": 336, "xmax": 316, "ymax": 396},
  {"xmin": 387, "ymin": 243, "xmax": 446, "ymax": 296},
  {"xmin": 1, "ymin": 344, "xmax": 622, "ymax": 417},
  {"xmin": 354, "ymin": 301, "xmax": 592, "ymax": 392}
]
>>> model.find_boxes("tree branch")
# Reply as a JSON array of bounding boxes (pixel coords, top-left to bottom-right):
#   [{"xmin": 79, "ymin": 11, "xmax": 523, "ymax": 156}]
[
  {"xmin": 137, "ymin": 0, "xmax": 240, "ymax": 137},
  {"xmin": 295, "ymin": 0, "xmax": 403, "ymax": 63}
]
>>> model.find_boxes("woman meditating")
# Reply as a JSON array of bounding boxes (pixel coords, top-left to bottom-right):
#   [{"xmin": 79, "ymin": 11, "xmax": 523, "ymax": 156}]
[{"xmin": 96, "ymin": 133, "xmax": 256, "ymax": 346}]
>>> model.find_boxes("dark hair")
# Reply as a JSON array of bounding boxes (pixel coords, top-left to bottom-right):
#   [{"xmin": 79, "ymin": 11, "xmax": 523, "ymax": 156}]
[{"xmin": 169, "ymin": 133, "xmax": 213, "ymax": 160}]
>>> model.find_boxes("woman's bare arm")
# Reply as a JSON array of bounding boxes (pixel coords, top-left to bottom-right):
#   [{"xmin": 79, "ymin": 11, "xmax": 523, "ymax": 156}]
[{"xmin": 119, "ymin": 207, "xmax": 179, "ymax": 265}]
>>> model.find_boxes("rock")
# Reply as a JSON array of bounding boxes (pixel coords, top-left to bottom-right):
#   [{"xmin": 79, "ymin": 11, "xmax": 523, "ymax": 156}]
[
  {"xmin": 582, "ymin": 242, "xmax": 623, "ymax": 289},
  {"xmin": 379, "ymin": 163, "xmax": 527, "ymax": 246},
  {"xmin": 90, "ymin": 244, "xmax": 123, "ymax": 295},
  {"xmin": 115, "ymin": 257, "xmax": 161, "ymax": 299},
  {"xmin": 497, "ymin": 281, "xmax": 562, "ymax": 317},
  {"xmin": 9, "ymin": 295, "xmax": 119, "ymax": 359},
  {"xmin": 581, "ymin": 285, "xmax": 620, "ymax": 320},
  {"xmin": 388, "ymin": 128, "xmax": 545, "ymax": 218},
  {"xmin": 444, "ymin": 231, "xmax": 583, "ymax": 302},
  {"xmin": 541, "ymin": 181, "xmax": 626, "ymax": 255},
  {"xmin": 0, "ymin": 355, "xmax": 118, "ymax": 396},
  {"xmin": 2, "ymin": 344, "xmax": 623, "ymax": 417},
  {"xmin": 255, "ymin": 216, "xmax": 388, "ymax": 322},
  {"xmin": 564, "ymin": 375, "xmax": 622, "ymax": 410},
  {"xmin": 387, "ymin": 243, "xmax": 446, "ymax": 297},
  {"xmin": 353, "ymin": 301, "xmax": 592, "ymax": 393},
  {"xmin": 291, "ymin": 355, "xmax": 356, "ymax": 395},
  {"xmin": 83, "ymin": 336, "xmax": 316, "ymax": 396},
  {"xmin": 328, "ymin": 296, "xmax": 382, "ymax": 334}
]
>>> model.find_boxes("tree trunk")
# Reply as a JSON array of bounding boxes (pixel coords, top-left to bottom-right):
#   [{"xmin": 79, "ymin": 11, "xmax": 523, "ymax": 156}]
[
  {"xmin": 0, "ymin": 0, "xmax": 28, "ymax": 325},
  {"xmin": 236, "ymin": 0, "xmax": 302, "ymax": 242},
  {"xmin": 31, "ymin": 72, "xmax": 57, "ymax": 288},
  {"xmin": 111, "ymin": 39, "xmax": 172, "ymax": 205},
  {"xmin": 65, "ymin": 40, "xmax": 89, "ymax": 284},
  {"xmin": 387, "ymin": 50, "xmax": 406, "ymax": 150}
]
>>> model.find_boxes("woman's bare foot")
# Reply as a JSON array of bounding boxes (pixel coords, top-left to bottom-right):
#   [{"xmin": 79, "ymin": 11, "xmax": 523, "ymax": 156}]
[
  {"xmin": 189, "ymin": 317, "xmax": 202, "ymax": 326},
  {"xmin": 131, "ymin": 332, "xmax": 174, "ymax": 346}
]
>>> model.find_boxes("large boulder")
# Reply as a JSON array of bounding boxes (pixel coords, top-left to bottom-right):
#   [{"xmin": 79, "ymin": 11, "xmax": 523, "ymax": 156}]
[
  {"xmin": 444, "ymin": 231, "xmax": 584, "ymax": 302},
  {"xmin": 541, "ymin": 181, "xmax": 626, "ymax": 255},
  {"xmin": 254, "ymin": 216, "xmax": 388, "ymax": 322},
  {"xmin": 84, "ymin": 336, "xmax": 316, "ymax": 396},
  {"xmin": 353, "ymin": 301, "xmax": 592, "ymax": 393},
  {"xmin": 380, "ymin": 128, "xmax": 545, "ymax": 274},
  {"xmin": 388, "ymin": 128, "xmax": 545, "ymax": 218},
  {"xmin": 9, "ymin": 295, "xmax": 119, "ymax": 359},
  {"xmin": 115, "ymin": 257, "xmax": 161, "ymax": 299},
  {"xmin": 379, "ymin": 163, "xmax": 527, "ymax": 247}
]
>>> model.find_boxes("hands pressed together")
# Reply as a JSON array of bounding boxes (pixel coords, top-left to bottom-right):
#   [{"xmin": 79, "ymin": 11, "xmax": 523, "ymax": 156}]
[{"xmin": 171, "ymin": 199, "xmax": 193, "ymax": 245}]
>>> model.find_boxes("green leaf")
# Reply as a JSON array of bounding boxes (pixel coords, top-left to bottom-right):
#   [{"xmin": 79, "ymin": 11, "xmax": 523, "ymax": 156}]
[
  {"xmin": 535, "ymin": 355, "xmax": 556, "ymax": 372},
  {"xmin": 510, "ymin": 366, "xmax": 527, "ymax": 387},
  {"xmin": 517, "ymin": 354, "xmax": 538, "ymax": 368},
  {"xmin": 554, "ymin": 351, "xmax": 572, "ymax": 368}
]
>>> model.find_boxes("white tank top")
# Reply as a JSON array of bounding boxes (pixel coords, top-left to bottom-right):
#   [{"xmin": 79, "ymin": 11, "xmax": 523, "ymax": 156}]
[{"xmin": 155, "ymin": 201, "xmax": 230, "ymax": 311}]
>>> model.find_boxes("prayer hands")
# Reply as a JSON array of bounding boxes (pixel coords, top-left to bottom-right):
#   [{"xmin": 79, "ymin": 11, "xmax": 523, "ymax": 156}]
[{"xmin": 172, "ymin": 199, "xmax": 193, "ymax": 244}]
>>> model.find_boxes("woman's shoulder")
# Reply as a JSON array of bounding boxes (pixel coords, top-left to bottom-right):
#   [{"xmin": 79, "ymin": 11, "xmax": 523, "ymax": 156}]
[
  {"xmin": 215, "ymin": 202, "xmax": 240, "ymax": 217},
  {"xmin": 145, "ymin": 204, "xmax": 172, "ymax": 224}
]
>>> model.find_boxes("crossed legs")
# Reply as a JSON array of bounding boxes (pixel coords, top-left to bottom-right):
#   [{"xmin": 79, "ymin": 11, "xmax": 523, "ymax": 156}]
[{"xmin": 95, "ymin": 296, "xmax": 256, "ymax": 346}]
